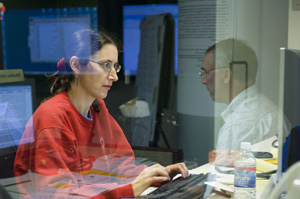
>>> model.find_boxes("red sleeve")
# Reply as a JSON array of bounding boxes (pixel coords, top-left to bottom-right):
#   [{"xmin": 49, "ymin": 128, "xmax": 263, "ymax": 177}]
[
  {"xmin": 98, "ymin": 99, "xmax": 147, "ymax": 176},
  {"xmin": 14, "ymin": 128, "xmax": 136, "ymax": 199},
  {"xmin": 106, "ymin": 114, "xmax": 147, "ymax": 180}
]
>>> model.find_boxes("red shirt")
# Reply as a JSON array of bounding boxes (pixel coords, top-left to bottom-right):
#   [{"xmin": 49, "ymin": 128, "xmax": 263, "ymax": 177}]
[{"xmin": 14, "ymin": 92, "xmax": 146, "ymax": 198}]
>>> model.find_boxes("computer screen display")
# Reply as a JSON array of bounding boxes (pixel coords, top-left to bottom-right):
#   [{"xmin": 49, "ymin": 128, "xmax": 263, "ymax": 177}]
[
  {"xmin": 123, "ymin": 4, "xmax": 178, "ymax": 76},
  {"xmin": 0, "ymin": 80, "xmax": 35, "ymax": 154},
  {"xmin": 1, "ymin": 7, "xmax": 98, "ymax": 74}
]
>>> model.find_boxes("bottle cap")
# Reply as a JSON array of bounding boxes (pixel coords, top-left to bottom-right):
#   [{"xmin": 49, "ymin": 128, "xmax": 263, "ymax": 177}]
[{"xmin": 240, "ymin": 142, "xmax": 251, "ymax": 150}]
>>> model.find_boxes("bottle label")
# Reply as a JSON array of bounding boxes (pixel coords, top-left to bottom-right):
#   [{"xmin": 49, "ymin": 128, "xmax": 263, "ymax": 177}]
[{"xmin": 234, "ymin": 166, "xmax": 256, "ymax": 188}]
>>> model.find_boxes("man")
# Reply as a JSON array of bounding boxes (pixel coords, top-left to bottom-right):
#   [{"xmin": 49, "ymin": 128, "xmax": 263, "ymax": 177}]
[{"xmin": 200, "ymin": 39, "xmax": 290, "ymax": 157}]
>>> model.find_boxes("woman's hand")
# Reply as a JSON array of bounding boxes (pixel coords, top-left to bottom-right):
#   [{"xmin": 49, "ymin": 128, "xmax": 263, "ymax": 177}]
[
  {"xmin": 165, "ymin": 162, "xmax": 189, "ymax": 179},
  {"xmin": 131, "ymin": 164, "xmax": 170, "ymax": 197},
  {"xmin": 131, "ymin": 162, "xmax": 189, "ymax": 197}
]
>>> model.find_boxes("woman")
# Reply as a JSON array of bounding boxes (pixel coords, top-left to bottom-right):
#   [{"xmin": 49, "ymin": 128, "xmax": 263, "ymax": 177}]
[{"xmin": 14, "ymin": 28, "xmax": 188, "ymax": 198}]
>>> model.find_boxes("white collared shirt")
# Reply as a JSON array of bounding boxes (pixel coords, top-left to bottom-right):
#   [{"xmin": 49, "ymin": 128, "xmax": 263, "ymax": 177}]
[{"xmin": 216, "ymin": 86, "xmax": 291, "ymax": 150}]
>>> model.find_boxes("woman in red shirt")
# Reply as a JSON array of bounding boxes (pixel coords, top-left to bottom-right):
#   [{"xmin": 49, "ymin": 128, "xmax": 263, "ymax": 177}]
[{"xmin": 14, "ymin": 28, "xmax": 188, "ymax": 199}]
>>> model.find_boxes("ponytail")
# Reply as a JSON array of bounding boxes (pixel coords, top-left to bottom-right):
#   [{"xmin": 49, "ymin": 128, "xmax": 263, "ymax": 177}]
[
  {"xmin": 46, "ymin": 71, "xmax": 74, "ymax": 95},
  {"xmin": 43, "ymin": 28, "xmax": 120, "ymax": 112}
]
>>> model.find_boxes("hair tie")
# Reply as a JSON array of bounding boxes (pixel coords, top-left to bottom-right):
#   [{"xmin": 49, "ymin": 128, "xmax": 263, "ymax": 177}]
[{"xmin": 57, "ymin": 57, "xmax": 66, "ymax": 72}]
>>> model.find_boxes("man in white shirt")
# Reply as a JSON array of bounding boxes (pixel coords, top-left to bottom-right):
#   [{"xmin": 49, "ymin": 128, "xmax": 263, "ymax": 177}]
[{"xmin": 200, "ymin": 39, "xmax": 291, "ymax": 164}]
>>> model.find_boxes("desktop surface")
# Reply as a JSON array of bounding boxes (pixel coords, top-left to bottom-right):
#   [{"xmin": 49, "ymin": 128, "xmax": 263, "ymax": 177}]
[
  {"xmin": 0, "ymin": 138, "xmax": 276, "ymax": 198},
  {"xmin": 141, "ymin": 136, "xmax": 278, "ymax": 199}
]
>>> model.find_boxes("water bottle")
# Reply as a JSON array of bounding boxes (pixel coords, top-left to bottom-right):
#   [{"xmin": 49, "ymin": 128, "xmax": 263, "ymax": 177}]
[{"xmin": 234, "ymin": 142, "xmax": 256, "ymax": 199}]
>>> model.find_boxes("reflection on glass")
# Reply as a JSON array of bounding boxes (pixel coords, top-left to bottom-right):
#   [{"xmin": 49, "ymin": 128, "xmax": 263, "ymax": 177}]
[{"xmin": 202, "ymin": 39, "xmax": 291, "ymax": 166}]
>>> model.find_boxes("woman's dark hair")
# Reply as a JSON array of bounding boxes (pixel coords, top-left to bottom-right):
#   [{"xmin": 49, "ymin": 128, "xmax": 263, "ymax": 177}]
[{"xmin": 46, "ymin": 28, "xmax": 121, "ymax": 112}]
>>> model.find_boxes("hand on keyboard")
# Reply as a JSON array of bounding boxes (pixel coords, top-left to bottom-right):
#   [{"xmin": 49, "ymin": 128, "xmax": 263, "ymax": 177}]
[{"xmin": 138, "ymin": 173, "xmax": 209, "ymax": 199}]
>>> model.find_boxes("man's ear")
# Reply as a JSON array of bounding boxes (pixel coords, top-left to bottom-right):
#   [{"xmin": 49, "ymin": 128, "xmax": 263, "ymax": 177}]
[
  {"xmin": 69, "ymin": 56, "xmax": 80, "ymax": 74},
  {"xmin": 224, "ymin": 68, "xmax": 232, "ymax": 84}
]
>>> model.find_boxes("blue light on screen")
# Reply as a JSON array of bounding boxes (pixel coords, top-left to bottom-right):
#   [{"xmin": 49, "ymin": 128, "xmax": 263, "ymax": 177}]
[
  {"xmin": 123, "ymin": 4, "xmax": 178, "ymax": 76},
  {"xmin": 2, "ymin": 7, "xmax": 98, "ymax": 74}
]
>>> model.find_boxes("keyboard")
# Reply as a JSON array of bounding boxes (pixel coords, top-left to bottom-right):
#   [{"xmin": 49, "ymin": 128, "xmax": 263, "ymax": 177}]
[{"xmin": 139, "ymin": 173, "xmax": 209, "ymax": 199}]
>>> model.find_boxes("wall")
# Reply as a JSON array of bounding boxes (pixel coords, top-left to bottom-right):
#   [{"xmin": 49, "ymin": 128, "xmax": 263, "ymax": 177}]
[
  {"xmin": 289, "ymin": 0, "xmax": 300, "ymax": 49},
  {"xmin": 258, "ymin": 1, "xmax": 288, "ymax": 106}
]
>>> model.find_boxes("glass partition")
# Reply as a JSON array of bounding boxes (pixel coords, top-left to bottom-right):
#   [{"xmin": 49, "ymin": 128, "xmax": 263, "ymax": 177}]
[{"xmin": 0, "ymin": 0, "xmax": 296, "ymax": 198}]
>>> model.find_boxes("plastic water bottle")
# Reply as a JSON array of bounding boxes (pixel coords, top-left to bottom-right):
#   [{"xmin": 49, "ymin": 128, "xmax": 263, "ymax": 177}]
[{"xmin": 234, "ymin": 142, "xmax": 256, "ymax": 199}]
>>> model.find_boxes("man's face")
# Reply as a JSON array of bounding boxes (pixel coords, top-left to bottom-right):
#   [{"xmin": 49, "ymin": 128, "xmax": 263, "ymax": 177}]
[
  {"xmin": 201, "ymin": 51, "xmax": 217, "ymax": 101},
  {"xmin": 201, "ymin": 51, "xmax": 227, "ymax": 103}
]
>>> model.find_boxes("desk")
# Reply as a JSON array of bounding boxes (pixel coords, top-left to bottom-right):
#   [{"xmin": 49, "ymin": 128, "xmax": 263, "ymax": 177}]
[
  {"xmin": 2, "ymin": 137, "xmax": 277, "ymax": 198},
  {"xmin": 192, "ymin": 164, "xmax": 269, "ymax": 198},
  {"xmin": 142, "ymin": 136, "xmax": 278, "ymax": 198},
  {"xmin": 142, "ymin": 163, "xmax": 270, "ymax": 198}
]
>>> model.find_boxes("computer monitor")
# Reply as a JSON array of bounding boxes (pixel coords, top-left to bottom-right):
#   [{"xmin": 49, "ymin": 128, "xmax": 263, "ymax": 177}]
[
  {"xmin": 0, "ymin": 78, "xmax": 36, "ymax": 178},
  {"xmin": 1, "ymin": 6, "xmax": 98, "ymax": 74},
  {"xmin": 123, "ymin": 4, "xmax": 178, "ymax": 76}
]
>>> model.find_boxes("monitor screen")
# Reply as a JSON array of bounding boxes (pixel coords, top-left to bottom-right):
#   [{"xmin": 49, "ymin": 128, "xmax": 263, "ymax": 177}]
[
  {"xmin": 2, "ymin": 7, "xmax": 98, "ymax": 74},
  {"xmin": 123, "ymin": 4, "xmax": 178, "ymax": 76},
  {"xmin": 0, "ymin": 79, "xmax": 35, "ymax": 154}
]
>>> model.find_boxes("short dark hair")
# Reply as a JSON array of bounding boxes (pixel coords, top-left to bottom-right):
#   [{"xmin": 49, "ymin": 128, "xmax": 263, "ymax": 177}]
[{"xmin": 206, "ymin": 38, "xmax": 258, "ymax": 85}]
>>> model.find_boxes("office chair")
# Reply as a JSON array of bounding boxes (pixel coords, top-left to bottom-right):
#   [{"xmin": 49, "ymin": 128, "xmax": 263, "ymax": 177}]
[
  {"xmin": 266, "ymin": 161, "xmax": 300, "ymax": 199},
  {"xmin": 282, "ymin": 126, "xmax": 300, "ymax": 172},
  {"xmin": 260, "ymin": 126, "xmax": 300, "ymax": 199}
]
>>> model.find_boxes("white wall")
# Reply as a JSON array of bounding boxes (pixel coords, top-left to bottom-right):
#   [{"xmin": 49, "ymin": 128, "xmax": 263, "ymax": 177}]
[
  {"xmin": 289, "ymin": 0, "xmax": 300, "ymax": 49},
  {"xmin": 259, "ymin": 1, "xmax": 288, "ymax": 106}
]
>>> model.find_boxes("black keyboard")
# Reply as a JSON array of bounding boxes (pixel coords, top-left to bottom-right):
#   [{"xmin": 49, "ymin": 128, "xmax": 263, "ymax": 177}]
[{"xmin": 139, "ymin": 173, "xmax": 209, "ymax": 199}]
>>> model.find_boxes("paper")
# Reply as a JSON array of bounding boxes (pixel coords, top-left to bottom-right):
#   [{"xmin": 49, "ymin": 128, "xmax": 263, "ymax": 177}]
[
  {"xmin": 205, "ymin": 181, "xmax": 234, "ymax": 193},
  {"xmin": 256, "ymin": 158, "xmax": 278, "ymax": 173},
  {"xmin": 119, "ymin": 100, "xmax": 150, "ymax": 118}
]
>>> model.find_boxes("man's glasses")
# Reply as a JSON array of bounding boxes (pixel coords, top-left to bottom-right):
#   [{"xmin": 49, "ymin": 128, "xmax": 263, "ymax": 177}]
[
  {"xmin": 199, "ymin": 68, "xmax": 216, "ymax": 79},
  {"xmin": 89, "ymin": 60, "xmax": 121, "ymax": 73}
]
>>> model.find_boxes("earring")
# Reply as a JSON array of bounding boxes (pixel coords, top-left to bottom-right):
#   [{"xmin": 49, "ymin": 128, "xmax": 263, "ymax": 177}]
[{"xmin": 76, "ymin": 76, "xmax": 79, "ymax": 86}]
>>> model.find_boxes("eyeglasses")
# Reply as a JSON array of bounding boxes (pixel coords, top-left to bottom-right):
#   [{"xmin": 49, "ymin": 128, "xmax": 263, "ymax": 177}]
[
  {"xmin": 200, "ymin": 61, "xmax": 248, "ymax": 79},
  {"xmin": 199, "ymin": 68, "xmax": 216, "ymax": 79},
  {"xmin": 89, "ymin": 60, "xmax": 121, "ymax": 73}
]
